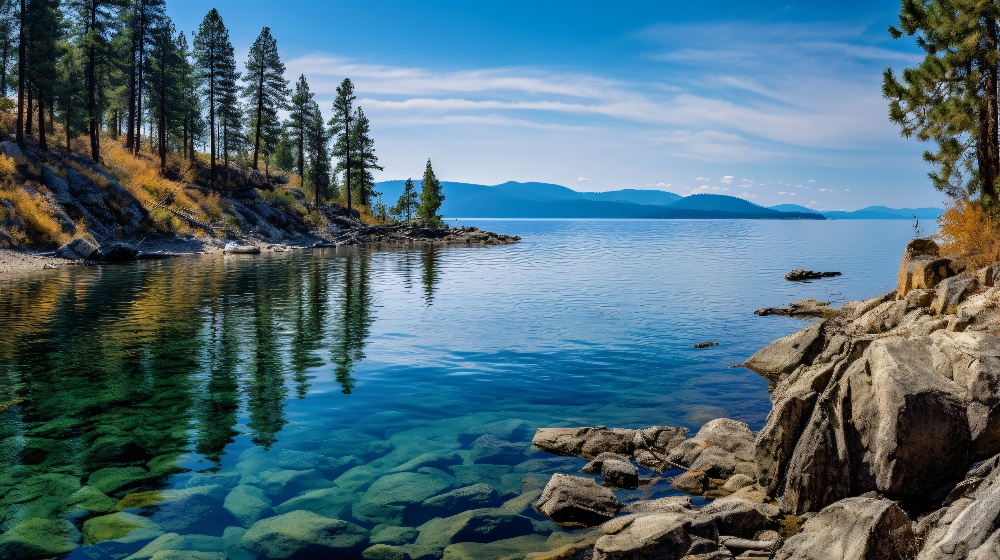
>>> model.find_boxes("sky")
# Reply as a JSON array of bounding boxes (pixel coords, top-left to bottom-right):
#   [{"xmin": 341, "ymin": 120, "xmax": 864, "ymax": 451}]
[{"xmin": 166, "ymin": 0, "xmax": 944, "ymax": 210}]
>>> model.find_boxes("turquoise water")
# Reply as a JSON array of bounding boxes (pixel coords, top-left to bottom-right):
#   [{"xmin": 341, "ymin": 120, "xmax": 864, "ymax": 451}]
[{"xmin": 0, "ymin": 219, "xmax": 915, "ymax": 559}]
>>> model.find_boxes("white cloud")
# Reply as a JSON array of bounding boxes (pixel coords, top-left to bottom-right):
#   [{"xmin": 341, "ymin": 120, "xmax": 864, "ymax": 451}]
[
  {"xmin": 655, "ymin": 182, "xmax": 672, "ymax": 187},
  {"xmin": 777, "ymin": 191, "xmax": 797, "ymax": 196},
  {"xmin": 795, "ymin": 184, "xmax": 805, "ymax": 189},
  {"xmin": 808, "ymin": 179, "xmax": 817, "ymax": 183},
  {"xmin": 819, "ymin": 188, "xmax": 834, "ymax": 193},
  {"xmin": 577, "ymin": 177, "xmax": 591, "ymax": 182},
  {"xmin": 696, "ymin": 176, "xmax": 710, "ymax": 181},
  {"xmin": 739, "ymin": 192, "xmax": 759, "ymax": 199},
  {"xmin": 721, "ymin": 176, "xmax": 734, "ymax": 184}
]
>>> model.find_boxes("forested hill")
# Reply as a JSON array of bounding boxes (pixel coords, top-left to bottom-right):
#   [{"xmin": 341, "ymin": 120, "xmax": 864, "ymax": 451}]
[{"xmin": 377, "ymin": 181, "xmax": 942, "ymax": 220}]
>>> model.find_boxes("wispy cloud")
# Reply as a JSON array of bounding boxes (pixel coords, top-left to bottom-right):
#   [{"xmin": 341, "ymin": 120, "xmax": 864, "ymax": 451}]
[{"xmin": 577, "ymin": 177, "xmax": 591, "ymax": 182}]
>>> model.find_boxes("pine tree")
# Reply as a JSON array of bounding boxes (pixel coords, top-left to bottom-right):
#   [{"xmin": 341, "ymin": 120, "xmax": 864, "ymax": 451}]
[
  {"xmin": 193, "ymin": 8, "xmax": 233, "ymax": 189},
  {"xmin": 884, "ymin": 0, "xmax": 1000, "ymax": 211},
  {"xmin": 285, "ymin": 74, "xmax": 312, "ymax": 187},
  {"xmin": 54, "ymin": 39, "xmax": 86, "ymax": 153},
  {"xmin": 70, "ymin": 0, "xmax": 125, "ymax": 161},
  {"xmin": 15, "ymin": 0, "xmax": 24, "ymax": 147},
  {"xmin": 272, "ymin": 130, "xmax": 294, "ymax": 173},
  {"xmin": 124, "ymin": 0, "xmax": 166, "ymax": 155},
  {"xmin": 0, "ymin": 0, "xmax": 18, "ymax": 98},
  {"xmin": 329, "ymin": 78, "xmax": 355, "ymax": 211},
  {"xmin": 24, "ymin": 0, "xmax": 59, "ymax": 151},
  {"xmin": 347, "ymin": 106, "xmax": 382, "ymax": 208},
  {"xmin": 174, "ymin": 30, "xmax": 201, "ymax": 162},
  {"xmin": 389, "ymin": 178, "xmax": 418, "ymax": 222},
  {"xmin": 217, "ymin": 47, "xmax": 241, "ymax": 184},
  {"xmin": 145, "ymin": 17, "xmax": 181, "ymax": 174},
  {"xmin": 417, "ymin": 159, "xmax": 445, "ymax": 227},
  {"xmin": 244, "ymin": 26, "xmax": 288, "ymax": 173},
  {"xmin": 305, "ymin": 99, "xmax": 330, "ymax": 209}
]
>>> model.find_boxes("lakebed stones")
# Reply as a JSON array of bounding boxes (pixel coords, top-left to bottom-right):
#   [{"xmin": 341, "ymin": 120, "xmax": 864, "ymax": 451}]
[
  {"xmin": 534, "ymin": 474, "xmax": 623, "ymax": 528},
  {"xmin": 240, "ymin": 510, "xmax": 368, "ymax": 558}
]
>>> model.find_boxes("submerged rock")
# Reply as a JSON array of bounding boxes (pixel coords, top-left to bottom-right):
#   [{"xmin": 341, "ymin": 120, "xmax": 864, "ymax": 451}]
[
  {"xmin": 240, "ymin": 510, "xmax": 368, "ymax": 559},
  {"xmin": 0, "ymin": 518, "xmax": 81, "ymax": 559},
  {"xmin": 534, "ymin": 474, "xmax": 623, "ymax": 528},
  {"xmin": 755, "ymin": 298, "xmax": 832, "ymax": 318}
]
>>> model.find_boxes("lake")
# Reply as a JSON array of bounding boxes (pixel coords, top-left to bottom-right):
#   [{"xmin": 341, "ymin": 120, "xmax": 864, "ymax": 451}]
[{"xmin": 0, "ymin": 219, "xmax": 917, "ymax": 559}]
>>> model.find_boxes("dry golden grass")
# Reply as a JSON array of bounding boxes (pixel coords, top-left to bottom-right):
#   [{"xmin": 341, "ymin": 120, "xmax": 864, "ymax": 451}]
[
  {"xmin": 937, "ymin": 198, "xmax": 1000, "ymax": 268},
  {"xmin": 0, "ymin": 184, "xmax": 69, "ymax": 248}
]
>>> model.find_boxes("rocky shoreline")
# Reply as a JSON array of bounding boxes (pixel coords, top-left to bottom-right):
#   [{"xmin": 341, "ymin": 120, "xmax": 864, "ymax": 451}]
[{"xmin": 524, "ymin": 238, "xmax": 1000, "ymax": 559}]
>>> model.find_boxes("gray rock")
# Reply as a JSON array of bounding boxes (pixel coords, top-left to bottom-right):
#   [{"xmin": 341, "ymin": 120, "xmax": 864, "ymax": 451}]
[
  {"xmin": 743, "ymin": 323, "xmax": 823, "ymax": 380},
  {"xmin": 671, "ymin": 470, "xmax": 707, "ymax": 495},
  {"xmin": 581, "ymin": 452, "xmax": 633, "ymax": 475},
  {"xmin": 690, "ymin": 446, "xmax": 737, "ymax": 479},
  {"xmin": 774, "ymin": 497, "xmax": 916, "ymax": 560},
  {"xmin": 56, "ymin": 236, "xmax": 99, "ymax": 260},
  {"xmin": 532, "ymin": 427, "xmax": 605, "ymax": 456},
  {"xmin": 592, "ymin": 511, "xmax": 718, "ymax": 560},
  {"xmin": 414, "ymin": 508, "xmax": 535, "ymax": 549},
  {"xmin": 457, "ymin": 419, "xmax": 531, "ymax": 446},
  {"xmin": 534, "ymin": 474, "xmax": 623, "ymax": 528},
  {"xmin": 898, "ymin": 239, "xmax": 948, "ymax": 297},
  {"xmin": 273, "ymin": 487, "xmax": 354, "ymax": 521},
  {"xmin": 240, "ymin": 510, "xmax": 369, "ymax": 558},
  {"xmin": 601, "ymin": 459, "xmax": 639, "ymax": 489},
  {"xmin": 581, "ymin": 429, "xmax": 637, "ymax": 459},
  {"xmin": 932, "ymin": 276, "xmax": 978, "ymax": 315},
  {"xmin": 633, "ymin": 426, "xmax": 689, "ymax": 454},
  {"xmin": 696, "ymin": 499, "xmax": 775, "ymax": 538}
]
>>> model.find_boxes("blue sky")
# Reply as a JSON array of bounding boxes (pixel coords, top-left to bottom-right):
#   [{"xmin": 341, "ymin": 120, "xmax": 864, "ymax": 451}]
[{"xmin": 167, "ymin": 1, "xmax": 942, "ymax": 210}]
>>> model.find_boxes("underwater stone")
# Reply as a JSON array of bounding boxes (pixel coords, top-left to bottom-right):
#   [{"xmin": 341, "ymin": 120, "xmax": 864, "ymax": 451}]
[
  {"xmin": 83, "ymin": 511, "xmax": 164, "ymax": 545},
  {"xmin": 225, "ymin": 485, "xmax": 273, "ymax": 528},
  {"xmin": 353, "ymin": 468, "xmax": 457, "ymax": 525},
  {"xmin": 457, "ymin": 419, "xmax": 532, "ymax": 446},
  {"xmin": 0, "ymin": 518, "xmax": 81, "ymax": 559},
  {"xmin": 88, "ymin": 466, "xmax": 157, "ymax": 495},
  {"xmin": 240, "ymin": 510, "xmax": 369, "ymax": 559},
  {"xmin": 273, "ymin": 487, "xmax": 353, "ymax": 521}
]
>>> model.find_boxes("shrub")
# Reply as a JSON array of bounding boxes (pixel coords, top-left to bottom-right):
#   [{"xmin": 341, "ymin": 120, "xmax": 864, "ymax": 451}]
[
  {"xmin": 0, "ymin": 186, "xmax": 69, "ymax": 248},
  {"xmin": 937, "ymin": 198, "xmax": 1000, "ymax": 268}
]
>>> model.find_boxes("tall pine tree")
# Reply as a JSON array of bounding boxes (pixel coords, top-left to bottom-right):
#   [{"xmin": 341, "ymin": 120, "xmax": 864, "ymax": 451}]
[
  {"xmin": 417, "ymin": 159, "xmax": 445, "ymax": 227},
  {"xmin": 329, "ymin": 77, "xmax": 355, "ymax": 212},
  {"xmin": 193, "ymin": 8, "xmax": 233, "ymax": 189},
  {"xmin": 244, "ymin": 26, "xmax": 288, "ymax": 173},
  {"xmin": 884, "ymin": 0, "xmax": 1000, "ymax": 211},
  {"xmin": 285, "ymin": 74, "xmax": 312, "ymax": 187},
  {"xmin": 389, "ymin": 178, "xmax": 418, "ymax": 222},
  {"xmin": 305, "ymin": 99, "xmax": 330, "ymax": 210},
  {"xmin": 348, "ymin": 106, "xmax": 382, "ymax": 208}
]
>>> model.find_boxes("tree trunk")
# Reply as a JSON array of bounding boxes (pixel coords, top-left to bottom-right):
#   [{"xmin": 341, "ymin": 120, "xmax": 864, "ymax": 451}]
[
  {"xmin": 209, "ymin": 58, "xmax": 216, "ymax": 189},
  {"xmin": 15, "ymin": 0, "xmax": 23, "ymax": 147},
  {"xmin": 345, "ymin": 110, "xmax": 351, "ymax": 214},
  {"xmin": 126, "ymin": 31, "xmax": 136, "ymax": 151},
  {"xmin": 88, "ymin": 1, "xmax": 99, "ymax": 161},
  {"xmin": 66, "ymin": 95, "xmax": 72, "ymax": 153},
  {"xmin": 253, "ymin": 64, "xmax": 264, "ymax": 170},
  {"xmin": 37, "ymin": 87, "xmax": 45, "ymax": 151},
  {"xmin": 25, "ymin": 84, "xmax": 32, "ymax": 137},
  {"xmin": 159, "ymin": 69, "xmax": 166, "ymax": 174},
  {"xmin": 134, "ymin": 4, "xmax": 145, "ymax": 156},
  {"xmin": 980, "ymin": 17, "xmax": 1000, "ymax": 213}
]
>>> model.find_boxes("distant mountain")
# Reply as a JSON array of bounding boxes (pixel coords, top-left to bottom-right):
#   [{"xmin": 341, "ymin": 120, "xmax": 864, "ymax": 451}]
[
  {"xmin": 578, "ymin": 189, "xmax": 682, "ymax": 206},
  {"xmin": 767, "ymin": 204, "xmax": 943, "ymax": 220},
  {"xmin": 374, "ymin": 180, "xmax": 935, "ymax": 220}
]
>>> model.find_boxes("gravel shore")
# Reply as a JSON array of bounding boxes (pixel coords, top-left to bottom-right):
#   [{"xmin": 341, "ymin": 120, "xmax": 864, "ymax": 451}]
[{"xmin": 0, "ymin": 249, "xmax": 75, "ymax": 276}]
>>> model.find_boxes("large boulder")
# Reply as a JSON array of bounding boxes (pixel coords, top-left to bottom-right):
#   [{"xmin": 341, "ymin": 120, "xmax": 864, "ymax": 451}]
[
  {"xmin": 56, "ymin": 236, "xmax": 99, "ymax": 260},
  {"xmin": 240, "ymin": 510, "xmax": 368, "ymax": 559},
  {"xmin": 918, "ymin": 458, "xmax": 1000, "ymax": 559},
  {"xmin": 591, "ymin": 511, "xmax": 718, "ymax": 560},
  {"xmin": 898, "ymin": 239, "xmax": 952, "ymax": 298},
  {"xmin": 534, "ymin": 474, "xmax": 623, "ymax": 528},
  {"xmin": 743, "ymin": 323, "xmax": 823, "ymax": 380},
  {"xmin": 352, "ymin": 468, "xmax": 455, "ymax": 525},
  {"xmin": 774, "ymin": 497, "xmax": 917, "ymax": 560}
]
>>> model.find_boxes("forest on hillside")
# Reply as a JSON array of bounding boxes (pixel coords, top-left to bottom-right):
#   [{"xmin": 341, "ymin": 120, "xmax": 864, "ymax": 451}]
[{"xmin": 0, "ymin": 0, "xmax": 376, "ymax": 204}]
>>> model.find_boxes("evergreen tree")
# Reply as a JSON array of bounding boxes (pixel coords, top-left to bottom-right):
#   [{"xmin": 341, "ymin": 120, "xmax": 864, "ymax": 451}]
[
  {"xmin": 347, "ymin": 106, "xmax": 382, "ymax": 208},
  {"xmin": 884, "ymin": 0, "xmax": 1000, "ymax": 211},
  {"xmin": 54, "ymin": 39, "xmax": 85, "ymax": 152},
  {"xmin": 417, "ymin": 159, "xmax": 445, "ymax": 227},
  {"xmin": 285, "ymin": 74, "xmax": 312, "ymax": 186},
  {"xmin": 69, "ymin": 0, "xmax": 125, "ymax": 160},
  {"xmin": 328, "ymin": 77, "xmax": 355, "ymax": 212},
  {"xmin": 174, "ymin": 30, "xmax": 201, "ymax": 162},
  {"xmin": 193, "ymin": 8, "xmax": 233, "ymax": 189},
  {"xmin": 123, "ymin": 0, "xmax": 166, "ymax": 155},
  {"xmin": 145, "ymin": 17, "xmax": 181, "ymax": 174},
  {"xmin": 24, "ymin": 0, "xmax": 59, "ymax": 151},
  {"xmin": 15, "ymin": 0, "xmax": 23, "ymax": 147},
  {"xmin": 217, "ymin": 46, "xmax": 241, "ymax": 183},
  {"xmin": 0, "ymin": 0, "xmax": 18, "ymax": 97},
  {"xmin": 389, "ymin": 178, "xmax": 418, "ymax": 222},
  {"xmin": 305, "ymin": 99, "xmax": 330, "ymax": 209},
  {"xmin": 244, "ymin": 26, "xmax": 288, "ymax": 172},
  {"xmin": 272, "ymin": 130, "xmax": 294, "ymax": 173}
]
